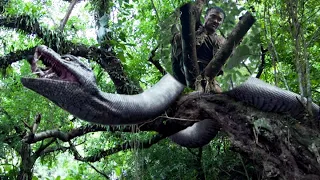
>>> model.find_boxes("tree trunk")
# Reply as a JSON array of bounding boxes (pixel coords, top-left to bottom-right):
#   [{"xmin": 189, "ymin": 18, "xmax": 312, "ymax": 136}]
[
  {"xmin": 174, "ymin": 92, "xmax": 320, "ymax": 179},
  {"xmin": 17, "ymin": 142, "xmax": 35, "ymax": 180}
]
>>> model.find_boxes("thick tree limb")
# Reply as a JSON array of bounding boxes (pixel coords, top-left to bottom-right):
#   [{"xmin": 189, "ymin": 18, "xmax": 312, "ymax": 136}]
[
  {"xmin": 0, "ymin": 15, "xmax": 66, "ymax": 50},
  {"xmin": 0, "ymin": 48, "xmax": 35, "ymax": 68},
  {"xmin": 179, "ymin": 3, "xmax": 199, "ymax": 89},
  {"xmin": 204, "ymin": 12, "xmax": 255, "ymax": 79}
]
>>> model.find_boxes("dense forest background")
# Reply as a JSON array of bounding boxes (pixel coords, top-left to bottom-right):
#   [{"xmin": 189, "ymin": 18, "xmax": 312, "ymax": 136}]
[{"xmin": 0, "ymin": 0, "xmax": 319, "ymax": 179}]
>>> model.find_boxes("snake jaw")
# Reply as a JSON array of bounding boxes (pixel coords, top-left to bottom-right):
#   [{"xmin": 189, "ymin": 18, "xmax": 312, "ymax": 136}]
[
  {"xmin": 21, "ymin": 45, "xmax": 185, "ymax": 125},
  {"xmin": 30, "ymin": 46, "xmax": 79, "ymax": 83}
]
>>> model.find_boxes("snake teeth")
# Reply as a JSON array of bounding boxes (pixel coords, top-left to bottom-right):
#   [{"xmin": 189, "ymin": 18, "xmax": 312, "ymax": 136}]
[{"xmin": 30, "ymin": 49, "xmax": 78, "ymax": 83}]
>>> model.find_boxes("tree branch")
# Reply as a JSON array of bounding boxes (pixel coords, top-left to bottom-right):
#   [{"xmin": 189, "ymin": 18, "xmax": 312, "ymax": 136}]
[
  {"xmin": 86, "ymin": 162, "xmax": 110, "ymax": 179},
  {"xmin": 307, "ymin": 27, "xmax": 320, "ymax": 48},
  {"xmin": 148, "ymin": 45, "xmax": 166, "ymax": 75},
  {"xmin": 23, "ymin": 124, "xmax": 111, "ymax": 143},
  {"xmin": 32, "ymin": 114, "xmax": 41, "ymax": 134},
  {"xmin": 179, "ymin": 3, "xmax": 199, "ymax": 89},
  {"xmin": 33, "ymin": 138, "xmax": 56, "ymax": 158},
  {"xmin": 59, "ymin": 0, "xmax": 79, "ymax": 31},
  {"xmin": 74, "ymin": 134, "xmax": 165, "ymax": 162},
  {"xmin": 0, "ymin": 47, "xmax": 35, "ymax": 69},
  {"xmin": 241, "ymin": 62, "xmax": 252, "ymax": 75},
  {"xmin": 204, "ymin": 12, "xmax": 255, "ymax": 79},
  {"xmin": 41, "ymin": 145, "xmax": 70, "ymax": 156},
  {"xmin": 150, "ymin": 0, "xmax": 160, "ymax": 22},
  {"xmin": 23, "ymin": 123, "xmax": 146, "ymax": 144},
  {"xmin": 264, "ymin": 4, "xmax": 279, "ymax": 85},
  {"xmin": 256, "ymin": 46, "xmax": 267, "ymax": 78}
]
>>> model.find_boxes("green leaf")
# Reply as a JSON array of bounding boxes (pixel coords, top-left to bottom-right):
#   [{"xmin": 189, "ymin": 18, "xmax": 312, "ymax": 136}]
[
  {"xmin": 225, "ymin": 45, "xmax": 251, "ymax": 69},
  {"xmin": 115, "ymin": 167, "xmax": 122, "ymax": 176},
  {"xmin": 32, "ymin": 176, "xmax": 39, "ymax": 180}
]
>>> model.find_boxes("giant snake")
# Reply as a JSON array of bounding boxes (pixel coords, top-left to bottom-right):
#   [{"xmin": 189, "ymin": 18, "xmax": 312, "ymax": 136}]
[{"xmin": 21, "ymin": 46, "xmax": 319, "ymax": 148}]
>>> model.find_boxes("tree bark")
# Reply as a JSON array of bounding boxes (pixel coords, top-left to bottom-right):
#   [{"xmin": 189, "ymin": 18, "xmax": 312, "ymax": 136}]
[
  {"xmin": 17, "ymin": 143, "xmax": 36, "ymax": 180},
  {"xmin": 179, "ymin": 3, "xmax": 199, "ymax": 89},
  {"xmin": 172, "ymin": 92, "xmax": 320, "ymax": 179}
]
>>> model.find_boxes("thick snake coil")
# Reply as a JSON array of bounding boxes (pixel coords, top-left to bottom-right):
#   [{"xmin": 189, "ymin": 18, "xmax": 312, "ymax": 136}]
[
  {"xmin": 169, "ymin": 119, "xmax": 220, "ymax": 148},
  {"xmin": 226, "ymin": 77, "xmax": 319, "ymax": 120},
  {"xmin": 170, "ymin": 77, "xmax": 320, "ymax": 148},
  {"xmin": 21, "ymin": 46, "xmax": 319, "ymax": 148}
]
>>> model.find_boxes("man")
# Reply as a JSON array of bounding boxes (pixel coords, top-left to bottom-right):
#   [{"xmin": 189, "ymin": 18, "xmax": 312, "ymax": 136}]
[{"xmin": 172, "ymin": 7, "xmax": 226, "ymax": 86}]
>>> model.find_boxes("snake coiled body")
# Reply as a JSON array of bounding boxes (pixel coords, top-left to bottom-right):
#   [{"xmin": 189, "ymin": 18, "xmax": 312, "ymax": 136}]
[
  {"xmin": 22, "ymin": 46, "xmax": 319, "ymax": 148},
  {"xmin": 169, "ymin": 119, "xmax": 219, "ymax": 148},
  {"xmin": 170, "ymin": 77, "xmax": 319, "ymax": 148},
  {"xmin": 226, "ymin": 78, "xmax": 319, "ymax": 121}
]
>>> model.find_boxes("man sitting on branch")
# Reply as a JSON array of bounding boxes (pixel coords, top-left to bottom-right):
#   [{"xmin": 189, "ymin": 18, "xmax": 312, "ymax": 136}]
[{"xmin": 171, "ymin": 6, "xmax": 226, "ymax": 92}]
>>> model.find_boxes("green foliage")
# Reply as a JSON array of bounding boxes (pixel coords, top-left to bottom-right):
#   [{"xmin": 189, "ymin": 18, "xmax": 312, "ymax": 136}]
[
  {"xmin": 5, "ymin": 0, "xmax": 46, "ymax": 17},
  {"xmin": 0, "ymin": 0, "xmax": 319, "ymax": 179},
  {"xmin": 117, "ymin": 137, "xmax": 249, "ymax": 180},
  {"xmin": 0, "ymin": 28, "xmax": 41, "ymax": 56}
]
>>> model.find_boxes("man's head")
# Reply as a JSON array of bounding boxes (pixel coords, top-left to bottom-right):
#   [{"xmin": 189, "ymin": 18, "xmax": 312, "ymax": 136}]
[{"xmin": 204, "ymin": 7, "xmax": 225, "ymax": 34}]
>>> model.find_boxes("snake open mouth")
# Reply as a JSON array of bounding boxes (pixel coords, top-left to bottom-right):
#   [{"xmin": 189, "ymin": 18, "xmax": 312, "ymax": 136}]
[{"xmin": 30, "ymin": 46, "xmax": 78, "ymax": 83}]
